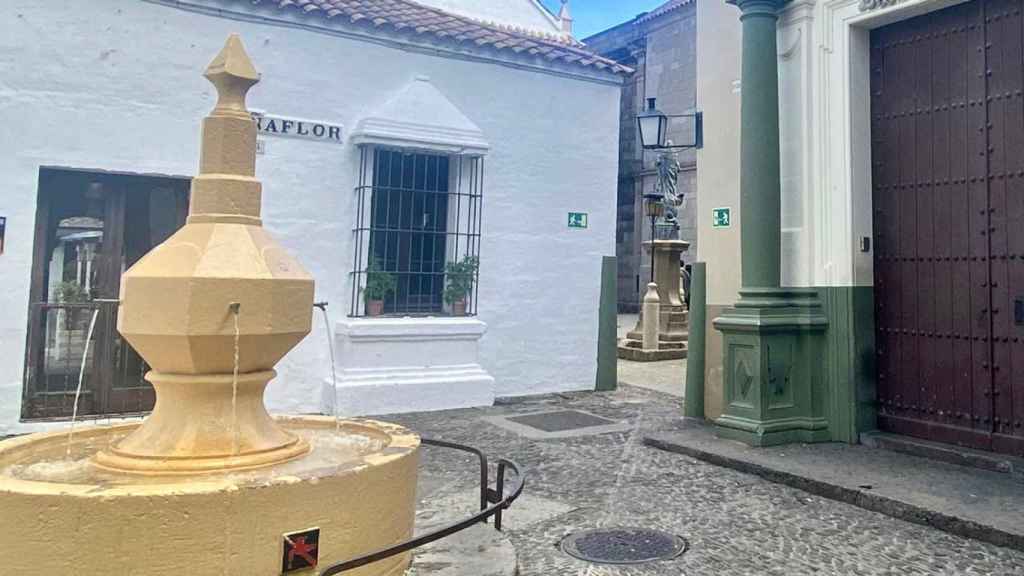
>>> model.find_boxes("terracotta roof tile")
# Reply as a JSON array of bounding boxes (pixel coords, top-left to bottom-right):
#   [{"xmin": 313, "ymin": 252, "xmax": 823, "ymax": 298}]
[{"xmin": 231, "ymin": 0, "xmax": 632, "ymax": 75}]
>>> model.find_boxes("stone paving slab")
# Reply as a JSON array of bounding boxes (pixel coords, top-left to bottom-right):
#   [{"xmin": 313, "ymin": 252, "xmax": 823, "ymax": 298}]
[
  {"xmin": 616, "ymin": 356, "xmax": 686, "ymax": 398},
  {"xmin": 384, "ymin": 386, "xmax": 1024, "ymax": 575},
  {"xmin": 407, "ymin": 523, "xmax": 517, "ymax": 576},
  {"xmin": 861, "ymin": 430, "xmax": 1024, "ymax": 482},
  {"xmin": 646, "ymin": 422, "xmax": 1024, "ymax": 552},
  {"xmin": 616, "ymin": 313, "xmax": 688, "ymax": 398}
]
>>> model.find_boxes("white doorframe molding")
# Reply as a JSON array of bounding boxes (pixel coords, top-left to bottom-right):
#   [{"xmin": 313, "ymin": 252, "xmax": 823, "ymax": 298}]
[{"xmin": 810, "ymin": 0, "xmax": 968, "ymax": 288}]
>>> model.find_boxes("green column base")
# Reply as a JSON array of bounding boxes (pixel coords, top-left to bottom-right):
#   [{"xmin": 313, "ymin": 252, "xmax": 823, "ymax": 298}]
[
  {"xmin": 712, "ymin": 288, "xmax": 830, "ymax": 447},
  {"xmin": 715, "ymin": 415, "xmax": 831, "ymax": 447}
]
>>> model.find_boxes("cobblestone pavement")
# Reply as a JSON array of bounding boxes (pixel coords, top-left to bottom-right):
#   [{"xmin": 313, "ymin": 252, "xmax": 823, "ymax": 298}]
[
  {"xmin": 387, "ymin": 385, "xmax": 1024, "ymax": 576},
  {"xmin": 616, "ymin": 314, "xmax": 687, "ymax": 398}
]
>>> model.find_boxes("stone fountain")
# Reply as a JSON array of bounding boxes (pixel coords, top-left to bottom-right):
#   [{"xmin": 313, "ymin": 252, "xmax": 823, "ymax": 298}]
[{"xmin": 0, "ymin": 36, "xmax": 420, "ymax": 575}]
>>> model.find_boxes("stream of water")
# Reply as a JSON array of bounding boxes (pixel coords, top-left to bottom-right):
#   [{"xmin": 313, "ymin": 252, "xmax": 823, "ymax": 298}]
[
  {"xmin": 317, "ymin": 305, "xmax": 341, "ymax": 431},
  {"xmin": 66, "ymin": 308, "xmax": 100, "ymax": 458}
]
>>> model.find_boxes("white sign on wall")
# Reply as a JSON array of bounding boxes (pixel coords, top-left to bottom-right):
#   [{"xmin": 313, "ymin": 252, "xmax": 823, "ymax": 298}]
[{"xmin": 251, "ymin": 111, "xmax": 344, "ymax": 144}]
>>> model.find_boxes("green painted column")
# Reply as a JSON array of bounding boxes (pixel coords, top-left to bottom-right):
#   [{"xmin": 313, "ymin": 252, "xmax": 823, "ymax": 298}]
[
  {"xmin": 712, "ymin": 0, "xmax": 830, "ymax": 447},
  {"xmin": 595, "ymin": 256, "xmax": 618, "ymax": 391},
  {"xmin": 683, "ymin": 262, "xmax": 706, "ymax": 418},
  {"xmin": 737, "ymin": 0, "xmax": 782, "ymax": 291}
]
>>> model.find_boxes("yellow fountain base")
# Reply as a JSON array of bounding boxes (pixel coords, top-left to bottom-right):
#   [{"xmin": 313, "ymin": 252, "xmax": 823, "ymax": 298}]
[
  {"xmin": 93, "ymin": 370, "xmax": 314, "ymax": 475},
  {"xmin": 0, "ymin": 417, "xmax": 420, "ymax": 576}
]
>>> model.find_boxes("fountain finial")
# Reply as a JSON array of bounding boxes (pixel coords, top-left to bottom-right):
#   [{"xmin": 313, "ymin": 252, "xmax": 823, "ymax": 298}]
[
  {"xmin": 204, "ymin": 34, "xmax": 260, "ymax": 120},
  {"xmin": 190, "ymin": 34, "xmax": 263, "ymax": 222}
]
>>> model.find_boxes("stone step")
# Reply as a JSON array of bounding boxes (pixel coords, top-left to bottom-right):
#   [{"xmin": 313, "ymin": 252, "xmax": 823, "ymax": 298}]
[
  {"xmin": 621, "ymin": 339, "xmax": 686, "ymax": 351},
  {"xmin": 860, "ymin": 431, "xmax": 1024, "ymax": 482},
  {"xmin": 617, "ymin": 345, "xmax": 687, "ymax": 362},
  {"xmin": 625, "ymin": 332, "xmax": 688, "ymax": 343}
]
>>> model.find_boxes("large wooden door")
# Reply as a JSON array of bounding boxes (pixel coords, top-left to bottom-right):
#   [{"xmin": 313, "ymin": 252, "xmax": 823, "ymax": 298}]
[
  {"xmin": 871, "ymin": 0, "xmax": 1024, "ymax": 455},
  {"xmin": 22, "ymin": 169, "xmax": 189, "ymax": 420}
]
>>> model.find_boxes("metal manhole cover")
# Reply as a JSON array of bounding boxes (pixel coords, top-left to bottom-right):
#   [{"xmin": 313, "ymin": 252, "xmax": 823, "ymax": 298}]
[{"xmin": 560, "ymin": 527, "xmax": 688, "ymax": 565}]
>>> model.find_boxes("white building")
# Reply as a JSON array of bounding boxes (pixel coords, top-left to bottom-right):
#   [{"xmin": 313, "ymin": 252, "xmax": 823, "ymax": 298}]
[{"xmin": 0, "ymin": 0, "xmax": 626, "ymax": 435}]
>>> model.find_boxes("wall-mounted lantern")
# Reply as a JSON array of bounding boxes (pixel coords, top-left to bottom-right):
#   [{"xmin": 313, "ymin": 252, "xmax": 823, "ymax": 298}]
[{"xmin": 637, "ymin": 98, "xmax": 703, "ymax": 150}]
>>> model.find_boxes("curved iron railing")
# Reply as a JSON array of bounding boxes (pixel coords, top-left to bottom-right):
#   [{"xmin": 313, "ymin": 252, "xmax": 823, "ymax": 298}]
[{"xmin": 320, "ymin": 437, "xmax": 525, "ymax": 575}]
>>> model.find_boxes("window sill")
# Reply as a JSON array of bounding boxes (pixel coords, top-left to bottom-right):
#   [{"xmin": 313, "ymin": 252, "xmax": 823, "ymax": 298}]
[{"xmin": 336, "ymin": 316, "xmax": 487, "ymax": 341}]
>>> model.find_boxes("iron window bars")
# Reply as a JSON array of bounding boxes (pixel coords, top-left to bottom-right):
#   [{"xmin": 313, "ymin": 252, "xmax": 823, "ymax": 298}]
[{"xmin": 350, "ymin": 147, "xmax": 483, "ymax": 317}]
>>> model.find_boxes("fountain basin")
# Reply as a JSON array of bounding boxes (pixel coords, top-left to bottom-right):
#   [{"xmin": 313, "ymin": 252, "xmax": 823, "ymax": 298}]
[{"xmin": 0, "ymin": 416, "xmax": 420, "ymax": 576}]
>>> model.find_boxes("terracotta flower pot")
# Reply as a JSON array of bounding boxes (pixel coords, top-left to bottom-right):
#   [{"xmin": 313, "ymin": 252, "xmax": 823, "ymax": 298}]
[
  {"xmin": 366, "ymin": 299, "xmax": 385, "ymax": 317},
  {"xmin": 452, "ymin": 300, "xmax": 467, "ymax": 316}
]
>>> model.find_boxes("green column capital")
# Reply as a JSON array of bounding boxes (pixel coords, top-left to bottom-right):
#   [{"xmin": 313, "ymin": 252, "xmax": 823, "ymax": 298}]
[{"xmin": 727, "ymin": 0, "xmax": 785, "ymax": 17}]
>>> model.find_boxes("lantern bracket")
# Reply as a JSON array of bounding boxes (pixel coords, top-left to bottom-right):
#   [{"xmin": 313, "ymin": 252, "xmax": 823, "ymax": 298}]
[{"xmin": 637, "ymin": 97, "xmax": 703, "ymax": 151}]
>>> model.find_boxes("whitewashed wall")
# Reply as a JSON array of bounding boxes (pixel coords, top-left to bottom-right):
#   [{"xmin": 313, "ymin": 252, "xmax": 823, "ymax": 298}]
[
  {"xmin": 778, "ymin": 0, "xmax": 817, "ymax": 288},
  {"xmin": 0, "ymin": 0, "xmax": 620, "ymax": 434},
  {"xmin": 695, "ymin": 0, "xmax": 743, "ymax": 420},
  {"xmin": 695, "ymin": 0, "xmax": 743, "ymax": 305}
]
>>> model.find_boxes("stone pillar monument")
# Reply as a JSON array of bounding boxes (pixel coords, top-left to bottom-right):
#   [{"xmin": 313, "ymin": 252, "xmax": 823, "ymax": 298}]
[
  {"xmin": 618, "ymin": 240, "xmax": 690, "ymax": 361},
  {"xmin": 712, "ymin": 0, "xmax": 828, "ymax": 446},
  {"xmin": 649, "ymin": 239, "xmax": 689, "ymax": 333}
]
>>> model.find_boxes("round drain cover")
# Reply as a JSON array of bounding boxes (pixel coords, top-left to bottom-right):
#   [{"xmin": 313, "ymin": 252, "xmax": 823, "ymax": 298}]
[{"xmin": 560, "ymin": 527, "xmax": 688, "ymax": 565}]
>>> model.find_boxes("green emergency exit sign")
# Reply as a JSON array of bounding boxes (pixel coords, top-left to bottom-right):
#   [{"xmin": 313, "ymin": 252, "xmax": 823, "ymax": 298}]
[
  {"xmin": 568, "ymin": 212, "xmax": 588, "ymax": 229},
  {"xmin": 712, "ymin": 207, "xmax": 731, "ymax": 228}
]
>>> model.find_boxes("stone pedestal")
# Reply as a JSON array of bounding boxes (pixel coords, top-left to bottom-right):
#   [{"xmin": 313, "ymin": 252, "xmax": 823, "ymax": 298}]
[
  {"xmin": 714, "ymin": 289, "xmax": 829, "ymax": 446},
  {"xmin": 647, "ymin": 239, "xmax": 688, "ymax": 312},
  {"xmin": 618, "ymin": 240, "xmax": 690, "ymax": 362}
]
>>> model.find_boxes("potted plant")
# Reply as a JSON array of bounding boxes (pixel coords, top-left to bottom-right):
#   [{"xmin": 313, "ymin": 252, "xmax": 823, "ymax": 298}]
[
  {"xmin": 56, "ymin": 280, "xmax": 90, "ymax": 304},
  {"xmin": 53, "ymin": 280, "xmax": 92, "ymax": 331},
  {"xmin": 363, "ymin": 259, "xmax": 396, "ymax": 317},
  {"xmin": 443, "ymin": 256, "xmax": 478, "ymax": 316}
]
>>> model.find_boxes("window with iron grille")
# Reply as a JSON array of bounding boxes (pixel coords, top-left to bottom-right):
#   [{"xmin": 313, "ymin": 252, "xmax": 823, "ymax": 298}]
[{"xmin": 350, "ymin": 147, "xmax": 483, "ymax": 317}]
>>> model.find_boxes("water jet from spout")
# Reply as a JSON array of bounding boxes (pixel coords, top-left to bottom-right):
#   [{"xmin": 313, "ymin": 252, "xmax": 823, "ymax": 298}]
[{"xmin": 66, "ymin": 307, "xmax": 100, "ymax": 458}]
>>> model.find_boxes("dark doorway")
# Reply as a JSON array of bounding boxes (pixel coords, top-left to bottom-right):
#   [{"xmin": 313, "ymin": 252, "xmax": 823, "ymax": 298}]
[
  {"xmin": 22, "ymin": 167, "xmax": 189, "ymax": 421},
  {"xmin": 870, "ymin": 0, "xmax": 1024, "ymax": 455}
]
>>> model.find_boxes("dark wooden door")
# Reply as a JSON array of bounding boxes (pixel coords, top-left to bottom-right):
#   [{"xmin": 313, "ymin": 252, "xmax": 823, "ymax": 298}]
[
  {"xmin": 23, "ymin": 169, "xmax": 188, "ymax": 420},
  {"xmin": 871, "ymin": 0, "xmax": 1024, "ymax": 455}
]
